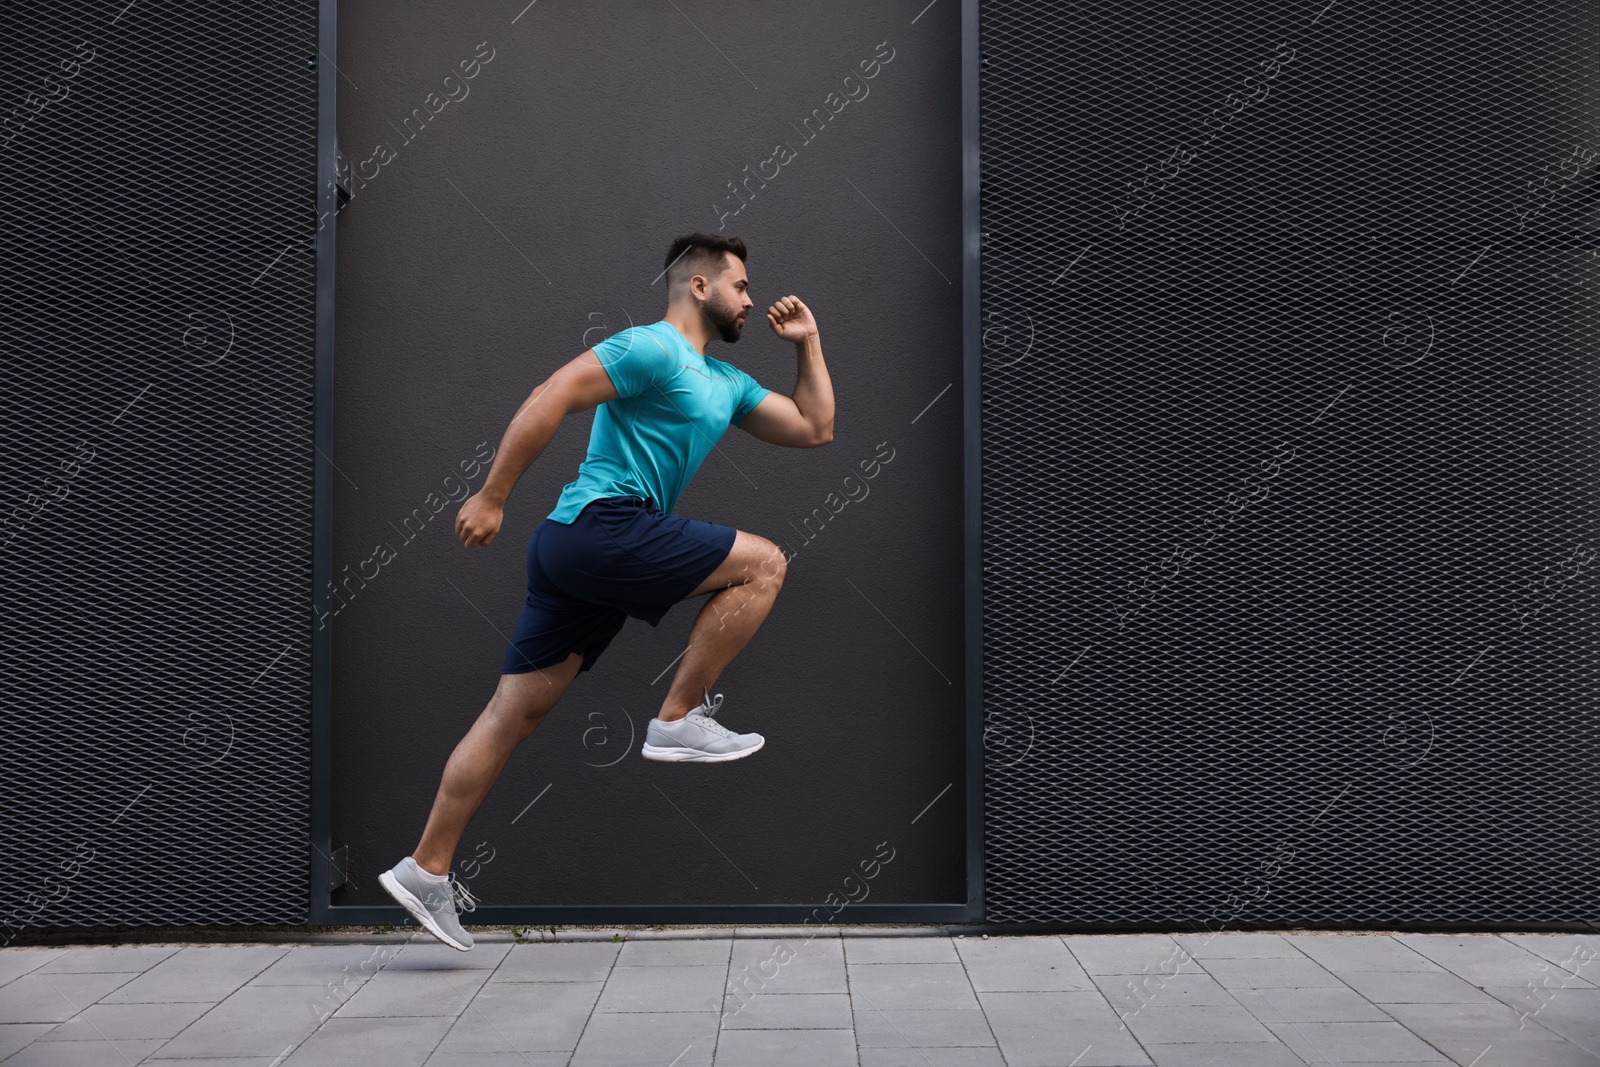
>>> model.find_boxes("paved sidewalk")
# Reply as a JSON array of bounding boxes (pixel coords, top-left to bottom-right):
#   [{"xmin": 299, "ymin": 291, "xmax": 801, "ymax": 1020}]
[{"xmin": 0, "ymin": 930, "xmax": 1596, "ymax": 1066}]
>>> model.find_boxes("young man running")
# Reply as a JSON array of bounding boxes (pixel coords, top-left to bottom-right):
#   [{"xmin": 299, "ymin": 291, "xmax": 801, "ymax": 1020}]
[{"xmin": 379, "ymin": 233, "xmax": 834, "ymax": 950}]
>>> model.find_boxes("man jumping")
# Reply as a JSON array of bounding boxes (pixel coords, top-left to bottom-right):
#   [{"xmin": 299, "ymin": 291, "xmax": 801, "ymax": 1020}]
[{"xmin": 379, "ymin": 233, "xmax": 834, "ymax": 950}]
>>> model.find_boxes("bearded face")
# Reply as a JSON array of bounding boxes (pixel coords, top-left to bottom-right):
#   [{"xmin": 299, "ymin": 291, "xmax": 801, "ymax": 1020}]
[{"xmin": 705, "ymin": 286, "xmax": 746, "ymax": 343}]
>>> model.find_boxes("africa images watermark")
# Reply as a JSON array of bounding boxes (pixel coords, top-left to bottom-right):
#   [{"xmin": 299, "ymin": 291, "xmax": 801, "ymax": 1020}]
[
  {"xmin": 713, "ymin": 40, "xmax": 897, "ymax": 231},
  {"xmin": 313, "ymin": 441, "xmax": 496, "ymax": 630}
]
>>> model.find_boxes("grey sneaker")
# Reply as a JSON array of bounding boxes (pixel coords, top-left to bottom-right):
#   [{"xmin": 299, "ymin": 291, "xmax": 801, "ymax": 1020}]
[
  {"xmin": 378, "ymin": 856, "xmax": 476, "ymax": 951},
  {"xmin": 641, "ymin": 690, "xmax": 764, "ymax": 762}
]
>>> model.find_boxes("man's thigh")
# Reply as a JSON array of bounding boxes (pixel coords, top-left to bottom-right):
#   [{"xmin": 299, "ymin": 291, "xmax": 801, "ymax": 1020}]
[{"xmin": 684, "ymin": 529, "xmax": 786, "ymax": 599}]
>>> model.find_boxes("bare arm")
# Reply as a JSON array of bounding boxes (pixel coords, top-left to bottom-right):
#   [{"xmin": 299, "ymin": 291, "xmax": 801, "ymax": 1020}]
[
  {"xmin": 455, "ymin": 350, "xmax": 619, "ymax": 547},
  {"xmin": 739, "ymin": 295, "xmax": 835, "ymax": 448}
]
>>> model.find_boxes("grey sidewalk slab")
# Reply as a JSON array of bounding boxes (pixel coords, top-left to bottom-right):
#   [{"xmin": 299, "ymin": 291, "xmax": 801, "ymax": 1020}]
[
  {"xmin": 568, "ymin": 1009, "xmax": 717, "ymax": 1066},
  {"xmin": 283, "ymin": 1015, "xmax": 453, "ymax": 1066},
  {"xmin": 1396, "ymin": 933, "xmax": 1595, "ymax": 988},
  {"xmin": 594, "ymin": 963, "xmax": 726, "ymax": 1013},
  {"xmin": 429, "ymin": 979, "xmax": 601, "ymax": 1053},
  {"xmin": 0, "ymin": 971, "xmax": 138, "ymax": 1023},
  {"xmin": 32, "ymin": 999, "xmax": 211, "ymax": 1042},
  {"xmin": 712, "ymin": 1026, "xmax": 856, "ymax": 1066},
  {"xmin": 489, "ymin": 941, "xmax": 620, "ymax": 983},
  {"xmin": 859, "ymin": 1049, "xmax": 1007, "ymax": 1067},
  {"xmin": 976, "ymin": 990, "xmax": 1152, "ymax": 1066},
  {"xmin": 956, "ymin": 935, "xmax": 1094, "ymax": 992},
  {"xmin": 1062, "ymin": 935, "xmax": 1203, "ymax": 978},
  {"xmin": 1286, "ymin": 933, "xmax": 1445, "ymax": 973},
  {"xmin": 851, "ymin": 1004, "xmax": 996, "ymax": 1047},
  {"xmin": 720, "ymin": 991, "xmax": 852, "ymax": 1029},
  {"xmin": 727, "ymin": 936, "xmax": 846, "ymax": 995},
  {"xmin": 149, "ymin": 983, "xmax": 324, "ymax": 1059},
  {"xmin": 0, "ymin": 954, "xmax": 60, "ymax": 989},
  {"xmin": 100, "ymin": 946, "xmax": 286, "ymax": 1004},
  {"xmin": 33, "ymin": 947, "xmax": 175, "ymax": 975},
  {"xmin": 1263, "ymin": 1018, "xmax": 1451, "ymax": 1062},
  {"xmin": 5, "ymin": 932, "xmax": 1600, "ymax": 1066}
]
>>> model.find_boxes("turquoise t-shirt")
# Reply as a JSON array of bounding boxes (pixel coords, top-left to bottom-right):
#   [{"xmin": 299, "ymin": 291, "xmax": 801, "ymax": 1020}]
[{"xmin": 547, "ymin": 321, "xmax": 770, "ymax": 523}]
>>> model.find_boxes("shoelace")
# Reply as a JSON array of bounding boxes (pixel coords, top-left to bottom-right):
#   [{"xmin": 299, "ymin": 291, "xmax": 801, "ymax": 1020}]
[
  {"xmin": 447, "ymin": 874, "xmax": 479, "ymax": 915},
  {"xmin": 687, "ymin": 689, "xmax": 734, "ymax": 738}
]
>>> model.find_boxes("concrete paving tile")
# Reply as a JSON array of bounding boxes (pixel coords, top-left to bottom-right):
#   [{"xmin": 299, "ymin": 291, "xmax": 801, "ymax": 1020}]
[
  {"xmin": 333, "ymin": 967, "xmax": 489, "ymax": 1018},
  {"xmin": 956, "ymin": 936, "xmax": 1094, "ymax": 992},
  {"xmin": 490, "ymin": 941, "xmax": 620, "ymax": 983},
  {"xmin": 151, "ymin": 984, "xmax": 324, "ymax": 1058},
  {"xmin": 35, "ymin": 998, "xmax": 211, "ymax": 1041},
  {"xmin": 1264, "ymin": 1020, "xmax": 1452, "ymax": 1062},
  {"xmin": 727, "ymin": 937, "xmax": 845, "ymax": 995},
  {"xmin": 281, "ymin": 1015, "xmax": 454, "ymax": 1066},
  {"xmin": 1340, "ymin": 970, "xmax": 1496, "ymax": 1004},
  {"xmin": 100, "ymin": 947, "xmax": 287, "ymax": 1004},
  {"xmin": 387, "ymin": 941, "xmax": 509, "ymax": 972},
  {"xmin": 976, "ymin": 991, "xmax": 1152, "ymax": 1066},
  {"xmin": 1199, "ymin": 957, "xmax": 1343, "ymax": 989},
  {"xmin": 34, "ymin": 947, "xmax": 178, "ymax": 975},
  {"xmin": 1123, "ymin": 1003, "xmax": 1278, "ymax": 1044},
  {"xmin": 1232, "ymin": 985, "xmax": 1392, "ymax": 1023},
  {"xmin": 1094, "ymin": 972, "xmax": 1237, "ymax": 1016},
  {"xmin": 4, "ymin": 1037, "xmax": 167, "ymax": 1065},
  {"xmin": 251, "ymin": 944, "xmax": 408, "ymax": 987},
  {"xmin": 1063, "ymin": 936, "xmax": 1201, "ymax": 978},
  {"xmin": 0, "ymin": 972, "xmax": 139, "ymax": 1023},
  {"xmin": 1499, "ymin": 934, "xmax": 1600, "ymax": 976},
  {"xmin": 844, "ymin": 937, "xmax": 959, "ymax": 964},
  {"xmin": 720, "ymin": 992, "xmax": 851, "ymax": 1030},
  {"xmin": 614, "ymin": 939, "xmax": 730, "ymax": 968},
  {"xmin": 0, "ymin": 952, "xmax": 64, "ymax": 986},
  {"xmin": 712, "ymin": 1027, "xmax": 856, "ymax": 1066},
  {"xmin": 1286, "ymin": 934, "xmax": 1443, "ymax": 974},
  {"xmin": 1171, "ymin": 933, "xmax": 1302, "ymax": 959},
  {"xmin": 595, "ymin": 965, "xmax": 726, "ymax": 1013},
  {"xmin": 427, "ymin": 980, "xmax": 600, "ymax": 1053},
  {"xmin": 1146, "ymin": 1043, "xmax": 1306, "ymax": 1067},
  {"xmin": 569, "ymin": 1010, "xmax": 717, "ymax": 1066},
  {"xmin": 851, "ymin": 1006, "xmax": 996, "ymax": 1047},
  {"xmin": 0, "ymin": 1023, "xmax": 54, "ymax": 1060},
  {"xmin": 858, "ymin": 1050, "xmax": 1008, "ymax": 1067},
  {"xmin": 423, "ymin": 1052, "xmax": 568, "ymax": 1067},
  {"xmin": 1395, "ymin": 934, "xmax": 1592, "ymax": 989},
  {"xmin": 1433, "ymin": 1038, "xmax": 1600, "ymax": 1067},
  {"xmin": 1478, "ymin": 984, "xmax": 1600, "ymax": 1049},
  {"xmin": 1381, "ymin": 998, "xmax": 1568, "ymax": 1045},
  {"xmin": 145, "ymin": 1059, "xmax": 287, "ymax": 1066},
  {"xmin": 848, "ymin": 963, "xmax": 979, "ymax": 1010}
]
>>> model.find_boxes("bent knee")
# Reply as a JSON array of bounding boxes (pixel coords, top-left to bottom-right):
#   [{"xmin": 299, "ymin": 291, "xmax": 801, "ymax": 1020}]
[{"xmin": 748, "ymin": 537, "xmax": 788, "ymax": 590}]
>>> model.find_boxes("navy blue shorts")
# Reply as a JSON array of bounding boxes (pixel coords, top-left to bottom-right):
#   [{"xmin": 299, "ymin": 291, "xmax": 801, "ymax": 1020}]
[{"xmin": 501, "ymin": 496, "xmax": 736, "ymax": 675}]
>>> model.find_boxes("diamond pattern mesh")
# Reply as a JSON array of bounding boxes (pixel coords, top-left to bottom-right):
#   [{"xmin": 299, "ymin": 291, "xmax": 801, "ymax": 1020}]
[
  {"xmin": 0, "ymin": 4, "xmax": 318, "ymax": 927},
  {"xmin": 979, "ymin": 0, "xmax": 1599, "ymax": 924}
]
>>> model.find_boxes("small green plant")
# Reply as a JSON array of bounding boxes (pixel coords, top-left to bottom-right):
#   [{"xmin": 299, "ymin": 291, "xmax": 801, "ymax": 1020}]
[
  {"xmin": 375, "ymin": 924, "xmax": 393, "ymax": 935},
  {"xmin": 651, "ymin": 923, "xmax": 667, "ymax": 932},
  {"xmin": 510, "ymin": 925, "xmax": 530, "ymax": 944},
  {"xmin": 611, "ymin": 933, "xmax": 621, "ymax": 943}
]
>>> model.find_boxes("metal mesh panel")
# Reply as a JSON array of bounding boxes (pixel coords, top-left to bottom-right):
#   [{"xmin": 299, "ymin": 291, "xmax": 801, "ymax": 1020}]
[
  {"xmin": 979, "ymin": 0, "xmax": 1599, "ymax": 924},
  {"xmin": 0, "ymin": 3, "xmax": 318, "ymax": 927}
]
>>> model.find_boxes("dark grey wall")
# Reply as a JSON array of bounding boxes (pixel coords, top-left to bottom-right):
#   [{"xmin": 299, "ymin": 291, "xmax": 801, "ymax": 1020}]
[{"xmin": 328, "ymin": 1, "xmax": 965, "ymax": 910}]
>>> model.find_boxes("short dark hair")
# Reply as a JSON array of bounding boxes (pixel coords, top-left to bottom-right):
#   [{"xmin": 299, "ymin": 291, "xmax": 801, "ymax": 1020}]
[{"xmin": 664, "ymin": 233, "xmax": 748, "ymax": 294}]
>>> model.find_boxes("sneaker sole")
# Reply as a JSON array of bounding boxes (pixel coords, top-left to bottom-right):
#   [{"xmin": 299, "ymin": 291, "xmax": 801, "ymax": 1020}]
[
  {"xmin": 640, "ymin": 738, "xmax": 765, "ymax": 763},
  {"xmin": 378, "ymin": 870, "xmax": 473, "ymax": 952}
]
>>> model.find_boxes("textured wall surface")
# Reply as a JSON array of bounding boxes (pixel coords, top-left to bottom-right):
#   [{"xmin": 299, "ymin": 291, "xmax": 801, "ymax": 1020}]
[{"xmin": 329, "ymin": 2, "xmax": 966, "ymax": 910}]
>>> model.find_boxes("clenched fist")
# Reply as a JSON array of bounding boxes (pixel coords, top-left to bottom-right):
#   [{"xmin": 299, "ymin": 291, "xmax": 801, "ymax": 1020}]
[
  {"xmin": 455, "ymin": 493, "xmax": 504, "ymax": 548},
  {"xmin": 767, "ymin": 295, "xmax": 818, "ymax": 343}
]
